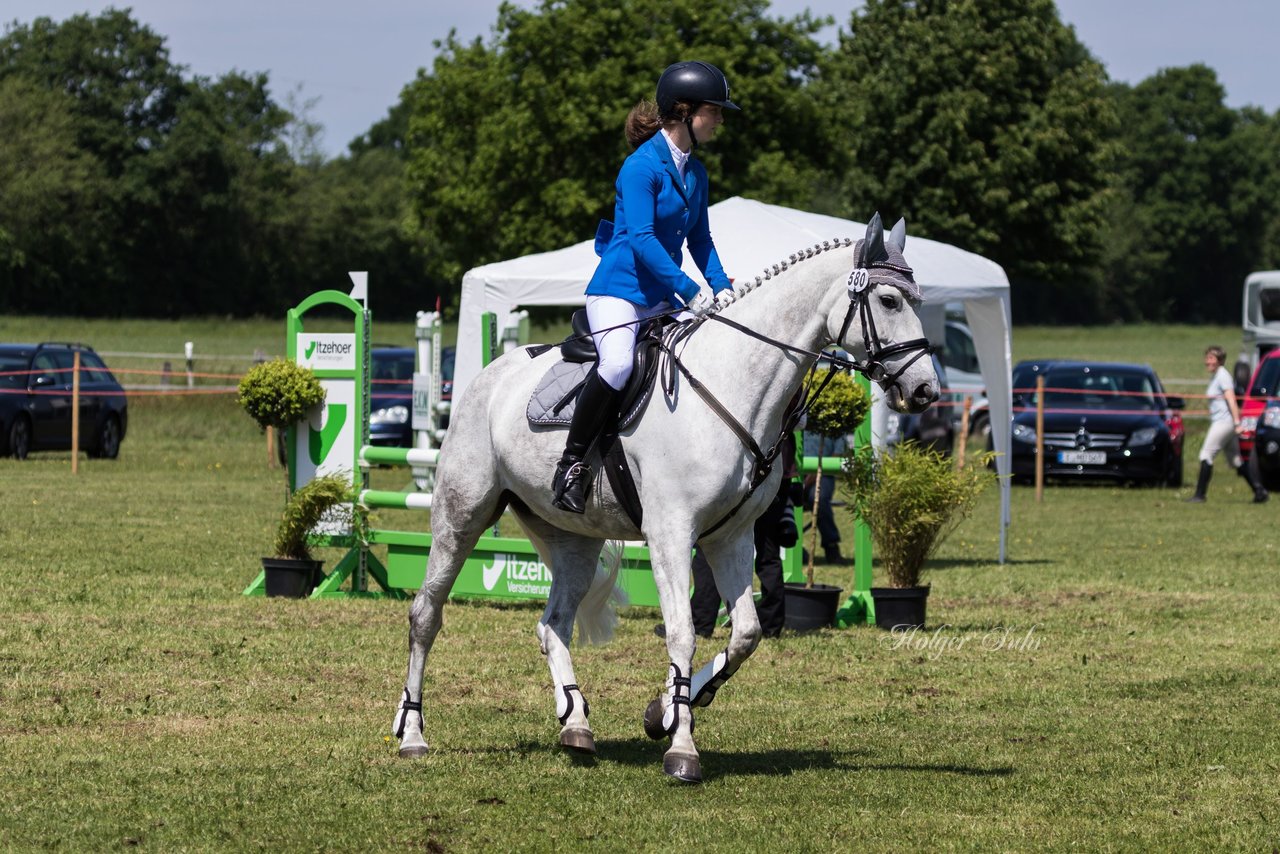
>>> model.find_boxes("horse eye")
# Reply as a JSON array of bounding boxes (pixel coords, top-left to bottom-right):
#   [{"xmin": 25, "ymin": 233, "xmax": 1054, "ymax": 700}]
[{"xmin": 879, "ymin": 294, "xmax": 898, "ymax": 310}]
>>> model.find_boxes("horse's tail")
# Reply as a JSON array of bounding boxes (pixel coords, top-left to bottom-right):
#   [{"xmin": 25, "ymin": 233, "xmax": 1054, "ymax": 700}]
[{"xmin": 575, "ymin": 540, "xmax": 630, "ymax": 646}]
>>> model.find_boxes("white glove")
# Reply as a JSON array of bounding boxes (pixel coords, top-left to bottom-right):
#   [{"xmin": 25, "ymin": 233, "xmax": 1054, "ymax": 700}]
[{"xmin": 685, "ymin": 290, "xmax": 715, "ymax": 318}]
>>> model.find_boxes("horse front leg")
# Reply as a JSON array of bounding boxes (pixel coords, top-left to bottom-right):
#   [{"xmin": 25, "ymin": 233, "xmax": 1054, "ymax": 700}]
[
  {"xmin": 689, "ymin": 537, "xmax": 761, "ymax": 709},
  {"xmin": 642, "ymin": 535, "xmax": 703, "ymax": 783}
]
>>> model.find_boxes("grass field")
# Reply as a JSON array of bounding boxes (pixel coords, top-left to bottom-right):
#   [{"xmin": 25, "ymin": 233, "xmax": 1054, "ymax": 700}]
[{"xmin": 2, "ymin": 317, "xmax": 1277, "ymax": 851}]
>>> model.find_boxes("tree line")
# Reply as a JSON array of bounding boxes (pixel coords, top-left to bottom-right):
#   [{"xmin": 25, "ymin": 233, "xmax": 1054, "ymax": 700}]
[{"xmin": 3, "ymin": 1, "xmax": 1279, "ymax": 324}]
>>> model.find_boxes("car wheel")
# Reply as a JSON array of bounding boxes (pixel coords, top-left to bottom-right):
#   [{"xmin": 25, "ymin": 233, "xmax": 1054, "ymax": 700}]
[
  {"xmin": 1165, "ymin": 455, "xmax": 1183, "ymax": 488},
  {"xmin": 89, "ymin": 415, "xmax": 121, "ymax": 459},
  {"xmin": 9, "ymin": 416, "xmax": 31, "ymax": 460}
]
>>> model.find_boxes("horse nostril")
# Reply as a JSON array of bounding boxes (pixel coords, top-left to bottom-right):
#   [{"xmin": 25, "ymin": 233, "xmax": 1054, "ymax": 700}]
[{"xmin": 914, "ymin": 383, "xmax": 938, "ymax": 404}]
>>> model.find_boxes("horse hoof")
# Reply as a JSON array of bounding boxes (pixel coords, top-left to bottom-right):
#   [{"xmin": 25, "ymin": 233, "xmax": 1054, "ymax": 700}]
[
  {"xmin": 642, "ymin": 699, "xmax": 667, "ymax": 740},
  {"xmin": 398, "ymin": 743, "xmax": 429, "ymax": 759},
  {"xmin": 663, "ymin": 752, "xmax": 702, "ymax": 783},
  {"xmin": 560, "ymin": 727, "xmax": 597, "ymax": 755}
]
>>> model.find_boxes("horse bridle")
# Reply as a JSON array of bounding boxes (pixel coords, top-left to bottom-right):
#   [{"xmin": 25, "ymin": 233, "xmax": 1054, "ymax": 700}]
[
  {"xmin": 836, "ymin": 267, "xmax": 934, "ymax": 387},
  {"xmin": 661, "ymin": 263, "xmax": 934, "ymax": 537}
]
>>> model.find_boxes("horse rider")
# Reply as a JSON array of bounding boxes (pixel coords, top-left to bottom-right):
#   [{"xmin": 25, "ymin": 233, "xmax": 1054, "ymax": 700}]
[{"xmin": 551, "ymin": 60, "xmax": 739, "ymax": 513}]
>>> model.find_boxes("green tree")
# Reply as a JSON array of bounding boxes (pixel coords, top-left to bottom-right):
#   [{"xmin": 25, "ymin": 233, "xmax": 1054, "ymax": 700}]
[
  {"xmin": 116, "ymin": 69, "xmax": 298, "ymax": 316},
  {"xmin": 401, "ymin": 0, "xmax": 836, "ymax": 302},
  {"xmin": 821, "ymin": 0, "xmax": 1116, "ymax": 322},
  {"xmin": 1100, "ymin": 66, "xmax": 1280, "ymax": 322},
  {"xmin": 0, "ymin": 10, "xmax": 184, "ymax": 177},
  {"xmin": 0, "ymin": 76, "xmax": 108, "ymax": 311},
  {"xmin": 283, "ymin": 149, "xmax": 435, "ymax": 317}
]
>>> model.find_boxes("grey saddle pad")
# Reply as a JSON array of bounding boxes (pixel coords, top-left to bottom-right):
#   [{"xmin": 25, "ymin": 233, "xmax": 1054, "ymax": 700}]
[{"xmin": 526, "ymin": 360, "xmax": 653, "ymax": 430}]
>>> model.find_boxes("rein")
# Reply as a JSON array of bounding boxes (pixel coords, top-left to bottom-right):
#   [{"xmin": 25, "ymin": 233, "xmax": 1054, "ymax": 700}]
[{"xmin": 659, "ymin": 279, "xmax": 933, "ymax": 538}]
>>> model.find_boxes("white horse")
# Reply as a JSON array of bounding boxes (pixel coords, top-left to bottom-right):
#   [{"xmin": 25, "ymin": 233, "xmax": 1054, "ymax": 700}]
[{"xmin": 392, "ymin": 214, "xmax": 938, "ymax": 782}]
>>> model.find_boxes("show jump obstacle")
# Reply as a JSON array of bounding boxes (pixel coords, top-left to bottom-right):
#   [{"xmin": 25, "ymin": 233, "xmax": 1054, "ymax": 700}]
[{"xmin": 244, "ymin": 281, "xmax": 875, "ymax": 624}]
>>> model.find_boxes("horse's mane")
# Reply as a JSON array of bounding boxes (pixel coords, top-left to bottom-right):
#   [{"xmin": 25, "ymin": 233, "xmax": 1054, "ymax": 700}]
[{"xmin": 716, "ymin": 237, "xmax": 855, "ymax": 309}]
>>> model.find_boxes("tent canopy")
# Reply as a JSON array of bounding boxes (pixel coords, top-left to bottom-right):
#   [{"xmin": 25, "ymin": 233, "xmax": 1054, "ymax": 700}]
[{"xmin": 453, "ymin": 196, "xmax": 1013, "ymax": 560}]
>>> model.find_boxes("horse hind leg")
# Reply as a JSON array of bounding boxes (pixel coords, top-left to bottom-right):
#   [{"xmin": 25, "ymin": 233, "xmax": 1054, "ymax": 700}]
[
  {"xmin": 520, "ymin": 514, "xmax": 607, "ymax": 756},
  {"xmin": 394, "ymin": 477, "xmax": 508, "ymax": 759}
]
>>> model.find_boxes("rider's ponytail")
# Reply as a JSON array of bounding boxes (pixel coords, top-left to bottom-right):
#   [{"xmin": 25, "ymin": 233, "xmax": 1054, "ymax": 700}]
[{"xmin": 625, "ymin": 98, "xmax": 694, "ymax": 148}]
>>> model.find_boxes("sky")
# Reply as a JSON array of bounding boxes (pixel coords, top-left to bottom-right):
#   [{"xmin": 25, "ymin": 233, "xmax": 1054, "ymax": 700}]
[{"xmin": 4, "ymin": 1, "xmax": 1278, "ymax": 159}]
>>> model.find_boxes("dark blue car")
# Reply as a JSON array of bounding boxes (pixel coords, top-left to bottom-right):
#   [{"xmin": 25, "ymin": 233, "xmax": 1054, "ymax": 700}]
[
  {"xmin": 1251, "ymin": 400, "xmax": 1280, "ymax": 488},
  {"xmin": 0, "ymin": 342, "xmax": 128, "ymax": 459},
  {"xmin": 368, "ymin": 346, "xmax": 454, "ymax": 447},
  {"xmin": 1007, "ymin": 360, "xmax": 1185, "ymax": 486}
]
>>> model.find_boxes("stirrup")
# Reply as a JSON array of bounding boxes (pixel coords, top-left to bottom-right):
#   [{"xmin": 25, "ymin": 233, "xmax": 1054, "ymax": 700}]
[{"xmin": 553, "ymin": 460, "xmax": 593, "ymax": 513}]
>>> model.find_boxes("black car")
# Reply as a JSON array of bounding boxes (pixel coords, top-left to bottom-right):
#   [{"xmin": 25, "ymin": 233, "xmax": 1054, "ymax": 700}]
[
  {"xmin": 0, "ymin": 342, "xmax": 128, "ymax": 459},
  {"xmin": 368, "ymin": 346, "xmax": 454, "ymax": 447},
  {"xmin": 1008, "ymin": 360, "xmax": 1184, "ymax": 486}
]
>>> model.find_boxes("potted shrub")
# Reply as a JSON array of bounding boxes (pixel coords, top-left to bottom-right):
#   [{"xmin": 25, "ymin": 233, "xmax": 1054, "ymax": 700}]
[
  {"xmin": 843, "ymin": 443, "xmax": 995, "ymax": 629},
  {"xmin": 237, "ymin": 359, "xmax": 336, "ymax": 596},
  {"xmin": 261, "ymin": 472, "xmax": 354, "ymax": 597},
  {"xmin": 784, "ymin": 370, "xmax": 870, "ymax": 630}
]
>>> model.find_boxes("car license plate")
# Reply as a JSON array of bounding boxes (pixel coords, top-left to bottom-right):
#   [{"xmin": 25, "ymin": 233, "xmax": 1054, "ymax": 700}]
[{"xmin": 1058, "ymin": 450, "xmax": 1105, "ymax": 465}]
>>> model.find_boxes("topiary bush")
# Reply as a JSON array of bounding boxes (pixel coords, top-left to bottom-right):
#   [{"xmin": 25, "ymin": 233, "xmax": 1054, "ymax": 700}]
[
  {"xmin": 803, "ymin": 370, "xmax": 870, "ymax": 586},
  {"xmin": 842, "ymin": 443, "xmax": 996, "ymax": 588},
  {"xmin": 237, "ymin": 359, "xmax": 326, "ymax": 432},
  {"xmin": 807, "ymin": 369, "xmax": 870, "ymax": 439}
]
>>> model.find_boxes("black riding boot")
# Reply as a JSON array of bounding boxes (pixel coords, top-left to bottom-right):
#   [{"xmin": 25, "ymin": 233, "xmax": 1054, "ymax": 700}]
[
  {"xmin": 552, "ymin": 370, "xmax": 620, "ymax": 513},
  {"xmin": 1186, "ymin": 460, "xmax": 1212, "ymax": 503},
  {"xmin": 1239, "ymin": 456, "xmax": 1269, "ymax": 504}
]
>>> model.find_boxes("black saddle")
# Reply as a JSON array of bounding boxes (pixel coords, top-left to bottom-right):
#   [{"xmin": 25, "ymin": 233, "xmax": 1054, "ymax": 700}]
[{"xmin": 526, "ymin": 309, "xmax": 673, "ymax": 431}]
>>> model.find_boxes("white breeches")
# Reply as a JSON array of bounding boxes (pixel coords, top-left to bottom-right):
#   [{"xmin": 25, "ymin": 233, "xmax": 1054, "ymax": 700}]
[
  {"xmin": 1199, "ymin": 419, "xmax": 1242, "ymax": 467},
  {"xmin": 585, "ymin": 295, "xmax": 673, "ymax": 391}
]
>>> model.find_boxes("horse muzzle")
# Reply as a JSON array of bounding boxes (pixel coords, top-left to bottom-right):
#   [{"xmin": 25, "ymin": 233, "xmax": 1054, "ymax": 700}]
[{"xmin": 885, "ymin": 379, "xmax": 939, "ymax": 415}]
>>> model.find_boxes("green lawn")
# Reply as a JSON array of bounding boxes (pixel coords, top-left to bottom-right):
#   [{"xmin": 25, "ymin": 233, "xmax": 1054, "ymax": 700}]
[{"xmin": 1, "ymin": 317, "xmax": 1276, "ymax": 850}]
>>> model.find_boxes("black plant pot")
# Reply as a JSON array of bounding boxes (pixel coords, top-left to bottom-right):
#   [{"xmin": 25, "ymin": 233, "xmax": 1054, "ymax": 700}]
[
  {"xmin": 870, "ymin": 586, "xmax": 929, "ymax": 630},
  {"xmin": 261, "ymin": 557, "xmax": 322, "ymax": 598},
  {"xmin": 783, "ymin": 583, "xmax": 844, "ymax": 631}
]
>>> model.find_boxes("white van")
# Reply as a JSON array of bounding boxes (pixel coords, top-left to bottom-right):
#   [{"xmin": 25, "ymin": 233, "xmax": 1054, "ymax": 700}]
[
  {"xmin": 1237, "ymin": 271, "xmax": 1280, "ymax": 391},
  {"xmin": 942, "ymin": 309, "xmax": 983, "ymax": 394},
  {"xmin": 1242, "ymin": 270, "xmax": 1280, "ymax": 369}
]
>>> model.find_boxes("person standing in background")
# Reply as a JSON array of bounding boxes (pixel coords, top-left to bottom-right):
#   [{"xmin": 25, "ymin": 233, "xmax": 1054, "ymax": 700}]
[
  {"xmin": 1187, "ymin": 345, "xmax": 1268, "ymax": 504},
  {"xmin": 802, "ymin": 430, "xmax": 846, "ymax": 561}
]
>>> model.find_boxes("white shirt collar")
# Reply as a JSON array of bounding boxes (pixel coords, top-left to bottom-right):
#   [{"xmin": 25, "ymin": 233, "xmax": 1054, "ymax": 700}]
[{"xmin": 660, "ymin": 128, "xmax": 690, "ymax": 176}]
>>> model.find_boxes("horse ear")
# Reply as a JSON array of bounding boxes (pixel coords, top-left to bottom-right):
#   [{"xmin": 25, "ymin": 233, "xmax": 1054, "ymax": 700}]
[
  {"xmin": 888, "ymin": 217, "xmax": 907, "ymax": 253},
  {"xmin": 863, "ymin": 212, "xmax": 887, "ymax": 265}
]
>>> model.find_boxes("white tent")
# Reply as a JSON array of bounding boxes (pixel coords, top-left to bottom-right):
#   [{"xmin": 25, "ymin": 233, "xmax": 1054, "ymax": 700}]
[{"xmin": 453, "ymin": 196, "xmax": 1013, "ymax": 561}]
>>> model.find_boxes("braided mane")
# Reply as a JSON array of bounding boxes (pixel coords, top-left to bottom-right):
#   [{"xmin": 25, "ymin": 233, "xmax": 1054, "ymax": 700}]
[{"xmin": 714, "ymin": 237, "xmax": 855, "ymax": 310}]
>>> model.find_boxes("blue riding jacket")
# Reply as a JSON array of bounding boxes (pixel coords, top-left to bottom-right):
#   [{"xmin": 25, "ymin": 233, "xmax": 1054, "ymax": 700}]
[{"xmin": 586, "ymin": 132, "xmax": 732, "ymax": 308}]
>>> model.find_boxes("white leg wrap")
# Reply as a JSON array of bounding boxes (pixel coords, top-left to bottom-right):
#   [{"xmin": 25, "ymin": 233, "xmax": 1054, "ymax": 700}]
[
  {"xmin": 660, "ymin": 663, "xmax": 692, "ymax": 735},
  {"xmin": 392, "ymin": 687, "xmax": 424, "ymax": 738},
  {"xmin": 690, "ymin": 648, "xmax": 739, "ymax": 708},
  {"xmin": 556, "ymin": 683, "xmax": 589, "ymax": 726}
]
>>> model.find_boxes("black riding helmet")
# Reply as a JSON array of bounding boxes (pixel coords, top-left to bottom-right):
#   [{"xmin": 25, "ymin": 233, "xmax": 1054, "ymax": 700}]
[{"xmin": 656, "ymin": 60, "xmax": 739, "ymax": 149}]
